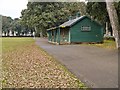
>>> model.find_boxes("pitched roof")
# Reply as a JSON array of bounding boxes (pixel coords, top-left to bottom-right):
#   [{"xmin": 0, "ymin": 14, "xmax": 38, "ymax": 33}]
[
  {"xmin": 59, "ymin": 16, "xmax": 87, "ymax": 28},
  {"xmin": 59, "ymin": 15, "xmax": 102, "ymax": 28},
  {"xmin": 47, "ymin": 15, "xmax": 102, "ymax": 31}
]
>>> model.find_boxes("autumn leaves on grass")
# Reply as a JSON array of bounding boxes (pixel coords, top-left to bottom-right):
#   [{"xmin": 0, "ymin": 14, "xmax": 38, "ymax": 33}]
[{"xmin": 2, "ymin": 38, "xmax": 86, "ymax": 88}]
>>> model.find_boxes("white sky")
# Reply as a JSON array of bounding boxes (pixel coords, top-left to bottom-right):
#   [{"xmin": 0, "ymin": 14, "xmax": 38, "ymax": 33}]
[{"xmin": 0, "ymin": 0, "xmax": 28, "ymax": 19}]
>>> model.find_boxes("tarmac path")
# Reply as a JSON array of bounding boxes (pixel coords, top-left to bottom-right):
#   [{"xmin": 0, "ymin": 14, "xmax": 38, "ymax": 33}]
[{"xmin": 36, "ymin": 38, "xmax": 118, "ymax": 88}]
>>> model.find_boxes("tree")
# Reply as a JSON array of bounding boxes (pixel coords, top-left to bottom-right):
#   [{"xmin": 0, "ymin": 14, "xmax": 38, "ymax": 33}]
[
  {"xmin": 86, "ymin": 2, "xmax": 108, "ymax": 24},
  {"xmin": 2, "ymin": 15, "xmax": 30, "ymax": 36},
  {"xmin": 86, "ymin": 2, "xmax": 111, "ymax": 35},
  {"xmin": 2, "ymin": 16, "xmax": 13, "ymax": 35},
  {"xmin": 106, "ymin": 0, "xmax": 120, "ymax": 48},
  {"xmin": 86, "ymin": 1, "xmax": 120, "ymax": 48},
  {"xmin": 20, "ymin": 2, "xmax": 86, "ymax": 37}
]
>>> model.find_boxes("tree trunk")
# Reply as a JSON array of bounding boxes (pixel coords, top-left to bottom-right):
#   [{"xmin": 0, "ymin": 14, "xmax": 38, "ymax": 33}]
[{"xmin": 106, "ymin": 0, "xmax": 120, "ymax": 48}]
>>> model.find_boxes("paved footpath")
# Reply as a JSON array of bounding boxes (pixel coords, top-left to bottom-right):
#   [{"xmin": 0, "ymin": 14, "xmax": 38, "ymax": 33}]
[{"xmin": 36, "ymin": 38, "xmax": 118, "ymax": 88}]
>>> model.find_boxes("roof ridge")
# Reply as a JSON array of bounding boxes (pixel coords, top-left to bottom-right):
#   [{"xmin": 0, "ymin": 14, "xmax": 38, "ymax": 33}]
[{"xmin": 59, "ymin": 15, "xmax": 87, "ymax": 28}]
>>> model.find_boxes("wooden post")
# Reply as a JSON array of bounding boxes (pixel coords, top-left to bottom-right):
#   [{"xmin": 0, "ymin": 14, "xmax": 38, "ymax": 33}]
[
  {"xmin": 69, "ymin": 29, "xmax": 71, "ymax": 43},
  {"xmin": 58, "ymin": 27, "xmax": 60, "ymax": 45}
]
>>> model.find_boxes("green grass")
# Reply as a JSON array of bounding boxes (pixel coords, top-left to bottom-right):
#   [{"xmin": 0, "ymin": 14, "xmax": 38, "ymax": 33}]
[
  {"xmin": 83, "ymin": 40, "xmax": 116, "ymax": 49},
  {"xmin": 2, "ymin": 37, "xmax": 34, "ymax": 53}
]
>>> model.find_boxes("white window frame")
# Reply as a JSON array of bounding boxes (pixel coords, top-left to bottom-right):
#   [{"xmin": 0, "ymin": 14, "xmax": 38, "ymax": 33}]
[{"xmin": 81, "ymin": 26, "xmax": 91, "ymax": 31}]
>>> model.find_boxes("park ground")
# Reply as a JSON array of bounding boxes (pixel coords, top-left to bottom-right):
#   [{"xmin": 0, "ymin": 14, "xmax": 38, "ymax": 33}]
[
  {"xmin": 2, "ymin": 37, "xmax": 86, "ymax": 88},
  {"xmin": 1, "ymin": 37, "xmax": 117, "ymax": 88}
]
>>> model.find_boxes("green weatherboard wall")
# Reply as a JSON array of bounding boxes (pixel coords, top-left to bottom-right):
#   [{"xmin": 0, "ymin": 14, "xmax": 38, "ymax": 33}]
[
  {"xmin": 70, "ymin": 17, "xmax": 103, "ymax": 42},
  {"xmin": 47, "ymin": 16, "xmax": 104, "ymax": 44}
]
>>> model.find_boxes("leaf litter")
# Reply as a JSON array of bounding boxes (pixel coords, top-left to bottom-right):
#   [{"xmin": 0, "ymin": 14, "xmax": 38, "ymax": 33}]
[{"xmin": 2, "ymin": 42, "xmax": 86, "ymax": 88}]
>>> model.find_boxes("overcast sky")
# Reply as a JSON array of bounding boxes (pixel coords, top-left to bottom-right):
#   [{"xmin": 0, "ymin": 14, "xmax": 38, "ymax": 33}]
[{"xmin": 0, "ymin": 0, "xmax": 28, "ymax": 19}]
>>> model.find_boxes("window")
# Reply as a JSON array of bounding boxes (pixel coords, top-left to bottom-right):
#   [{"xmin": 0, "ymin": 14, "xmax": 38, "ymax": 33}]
[{"xmin": 81, "ymin": 26, "xmax": 91, "ymax": 31}]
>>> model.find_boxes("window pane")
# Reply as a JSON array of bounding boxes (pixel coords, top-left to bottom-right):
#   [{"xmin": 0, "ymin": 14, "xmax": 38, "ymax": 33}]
[{"xmin": 81, "ymin": 26, "xmax": 91, "ymax": 31}]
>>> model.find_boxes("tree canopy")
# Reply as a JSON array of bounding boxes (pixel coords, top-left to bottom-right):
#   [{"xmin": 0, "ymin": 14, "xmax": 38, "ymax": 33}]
[
  {"xmin": 2, "ymin": 2, "xmax": 120, "ymax": 38},
  {"xmin": 86, "ymin": 2, "xmax": 120, "ymax": 35},
  {"xmin": 20, "ymin": 2, "xmax": 86, "ymax": 36}
]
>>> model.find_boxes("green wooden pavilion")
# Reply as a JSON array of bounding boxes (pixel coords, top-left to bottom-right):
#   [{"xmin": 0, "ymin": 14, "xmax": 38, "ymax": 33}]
[{"xmin": 47, "ymin": 15, "xmax": 104, "ymax": 45}]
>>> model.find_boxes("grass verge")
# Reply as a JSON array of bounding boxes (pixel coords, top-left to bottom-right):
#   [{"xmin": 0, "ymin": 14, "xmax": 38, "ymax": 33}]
[{"xmin": 83, "ymin": 40, "xmax": 116, "ymax": 50}]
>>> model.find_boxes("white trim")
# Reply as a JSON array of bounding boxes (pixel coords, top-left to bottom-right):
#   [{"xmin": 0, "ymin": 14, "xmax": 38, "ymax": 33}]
[{"xmin": 69, "ymin": 29, "xmax": 71, "ymax": 43}]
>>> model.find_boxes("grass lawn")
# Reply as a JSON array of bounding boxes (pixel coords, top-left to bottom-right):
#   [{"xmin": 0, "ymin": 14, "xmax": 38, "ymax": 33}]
[
  {"xmin": 83, "ymin": 40, "xmax": 116, "ymax": 50},
  {"xmin": 2, "ymin": 37, "xmax": 86, "ymax": 88}
]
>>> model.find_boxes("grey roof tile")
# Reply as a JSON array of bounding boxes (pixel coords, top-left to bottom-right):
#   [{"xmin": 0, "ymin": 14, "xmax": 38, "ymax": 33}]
[{"xmin": 59, "ymin": 16, "xmax": 86, "ymax": 27}]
